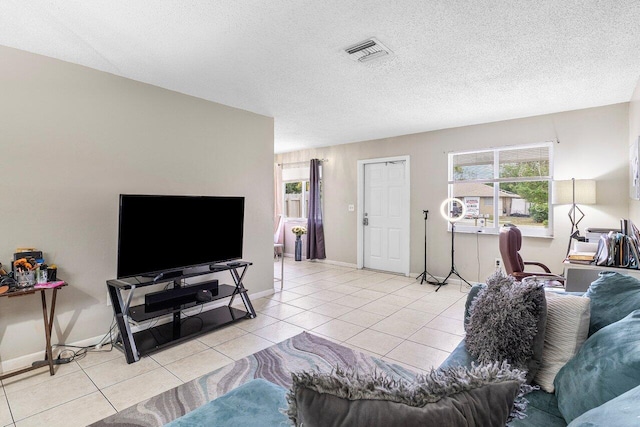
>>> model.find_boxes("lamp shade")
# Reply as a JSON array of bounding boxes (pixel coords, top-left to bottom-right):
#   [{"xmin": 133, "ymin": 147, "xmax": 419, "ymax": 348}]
[{"xmin": 552, "ymin": 179, "xmax": 596, "ymax": 205}]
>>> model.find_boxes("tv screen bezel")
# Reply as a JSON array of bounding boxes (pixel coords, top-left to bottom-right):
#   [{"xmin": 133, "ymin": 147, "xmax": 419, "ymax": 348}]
[{"xmin": 116, "ymin": 194, "xmax": 244, "ymax": 279}]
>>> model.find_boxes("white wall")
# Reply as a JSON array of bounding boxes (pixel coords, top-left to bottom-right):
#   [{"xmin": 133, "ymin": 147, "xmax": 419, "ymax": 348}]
[
  {"xmin": 275, "ymin": 103, "xmax": 629, "ymax": 282},
  {"xmin": 629, "ymin": 77, "xmax": 640, "ymax": 222},
  {"xmin": 0, "ymin": 46, "xmax": 274, "ymax": 364}
]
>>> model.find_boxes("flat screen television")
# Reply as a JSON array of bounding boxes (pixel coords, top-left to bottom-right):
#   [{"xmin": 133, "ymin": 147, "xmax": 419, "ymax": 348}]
[{"xmin": 117, "ymin": 194, "xmax": 244, "ymax": 279}]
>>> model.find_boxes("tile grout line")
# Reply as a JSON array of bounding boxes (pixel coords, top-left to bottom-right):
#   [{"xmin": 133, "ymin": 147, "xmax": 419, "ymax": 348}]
[{"xmin": 0, "ymin": 388, "xmax": 14, "ymax": 427}]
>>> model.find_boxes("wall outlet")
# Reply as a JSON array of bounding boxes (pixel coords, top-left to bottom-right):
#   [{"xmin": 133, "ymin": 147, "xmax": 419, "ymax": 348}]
[{"xmin": 495, "ymin": 258, "xmax": 502, "ymax": 270}]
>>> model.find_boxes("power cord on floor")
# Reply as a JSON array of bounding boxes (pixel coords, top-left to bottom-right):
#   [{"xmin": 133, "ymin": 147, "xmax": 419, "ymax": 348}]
[{"xmin": 51, "ymin": 317, "xmax": 118, "ymax": 364}]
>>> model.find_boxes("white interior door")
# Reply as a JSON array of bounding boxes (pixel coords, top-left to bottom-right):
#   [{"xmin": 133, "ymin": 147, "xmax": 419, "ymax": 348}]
[{"xmin": 363, "ymin": 161, "xmax": 407, "ymax": 273}]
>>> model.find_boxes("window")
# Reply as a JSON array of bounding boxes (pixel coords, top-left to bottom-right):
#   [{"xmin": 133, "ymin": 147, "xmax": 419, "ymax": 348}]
[
  {"xmin": 284, "ymin": 180, "xmax": 310, "ymax": 218},
  {"xmin": 281, "ymin": 164, "xmax": 322, "ymax": 219},
  {"xmin": 448, "ymin": 142, "xmax": 553, "ymax": 237}
]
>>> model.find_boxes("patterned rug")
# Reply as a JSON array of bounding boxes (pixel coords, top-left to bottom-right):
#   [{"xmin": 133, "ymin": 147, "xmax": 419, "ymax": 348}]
[{"xmin": 90, "ymin": 332, "xmax": 418, "ymax": 426}]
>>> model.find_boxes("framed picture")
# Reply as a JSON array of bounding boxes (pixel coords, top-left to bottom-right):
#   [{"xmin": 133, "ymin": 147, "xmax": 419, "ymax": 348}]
[{"xmin": 630, "ymin": 137, "xmax": 640, "ymax": 200}]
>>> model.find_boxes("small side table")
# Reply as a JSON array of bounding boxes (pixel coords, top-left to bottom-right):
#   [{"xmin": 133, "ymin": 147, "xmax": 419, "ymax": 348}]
[
  {"xmin": 274, "ymin": 243, "xmax": 284, "ymax": 290},
  {"xmin": 0, "ymin": 282, "xmax": 67, "ymax": 380}
]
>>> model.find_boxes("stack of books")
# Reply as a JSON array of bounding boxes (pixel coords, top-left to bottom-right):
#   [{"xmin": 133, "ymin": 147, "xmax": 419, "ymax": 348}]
[
  {"xmin": 566, "ymin": 241, "xmax": 598, "ymax": 265},
  {"xmin": 566, "ymin": 251, "xmax": 596, "ymax": 264},
  {"xmin": 590, "ymin": 219, "xmax": 640, "ymax": 268}
]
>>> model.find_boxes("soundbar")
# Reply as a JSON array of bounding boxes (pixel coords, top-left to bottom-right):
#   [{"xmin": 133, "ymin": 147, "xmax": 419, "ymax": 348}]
[{"xmin": 145, "ymin": 280, "xmax": 219, "ymax": 309}]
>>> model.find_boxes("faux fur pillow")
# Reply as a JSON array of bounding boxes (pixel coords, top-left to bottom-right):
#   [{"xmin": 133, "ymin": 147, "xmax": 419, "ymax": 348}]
[
  {"xmin": 465, "ymin": 271, "xmax": 547, "ymax": 383},
  {"xmin": 286, "ymin": 362, "xmax": 533, "ymax": 427}
]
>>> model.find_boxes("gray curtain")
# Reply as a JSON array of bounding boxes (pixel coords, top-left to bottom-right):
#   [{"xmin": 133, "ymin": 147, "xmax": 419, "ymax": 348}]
[{"xmin": 306, "ymin": 159, "xmax": 326, "ymax": 259}]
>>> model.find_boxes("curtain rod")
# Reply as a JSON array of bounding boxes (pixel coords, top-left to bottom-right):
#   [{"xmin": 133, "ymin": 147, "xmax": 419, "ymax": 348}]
[{"xmin": 277, "ymin": 159, "xmax": 328, "ymax": 166}]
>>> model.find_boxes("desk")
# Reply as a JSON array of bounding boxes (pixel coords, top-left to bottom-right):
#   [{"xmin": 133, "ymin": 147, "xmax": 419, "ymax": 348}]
[
  {"xmin": 274, "ymin": 243, "xmax": 284, "ymax": 290},
  {"xmin": 563, "ymin": 262, "xmax": 640, "ymax": 292},
  {"xmin": 0, "ymin": 282, "xmax": 67, "ymax": 380}
]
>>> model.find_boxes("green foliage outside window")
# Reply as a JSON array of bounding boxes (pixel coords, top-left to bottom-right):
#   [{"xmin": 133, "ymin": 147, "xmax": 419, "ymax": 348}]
[
  {"xmin": 285, "ymin": 182, "xmax": 302, "ymax": 194},
  {"xmin": 529, "ymin": 203, "xmax": 549, "ymax": 224},
  {"xmin": 500, "ymin": 161, "xmax": 549, "ymax": 223}
]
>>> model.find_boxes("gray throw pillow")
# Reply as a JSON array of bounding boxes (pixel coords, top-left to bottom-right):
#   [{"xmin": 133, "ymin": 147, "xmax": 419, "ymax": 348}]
[
  {"xmin": 465, "ymin": 271, "xmax": 547, "ymax": 383},
  {"xmin": 286, "ymin": 362, "xmax": 534, "ymax": 427}
]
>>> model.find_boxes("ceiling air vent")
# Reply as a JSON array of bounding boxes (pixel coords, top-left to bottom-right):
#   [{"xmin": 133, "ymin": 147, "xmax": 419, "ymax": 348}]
[{"xmin": 344, "ymin": 38, "xmax": 392, "ymax": 62}]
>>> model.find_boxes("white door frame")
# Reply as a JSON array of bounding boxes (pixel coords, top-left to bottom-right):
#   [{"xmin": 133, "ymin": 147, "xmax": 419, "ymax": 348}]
[{"xmin": 357, "ymin": 155, "xmax": 410, "ymax": 276}]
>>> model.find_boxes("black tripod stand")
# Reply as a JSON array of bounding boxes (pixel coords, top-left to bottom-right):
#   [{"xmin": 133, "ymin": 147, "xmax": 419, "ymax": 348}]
[
  {"xmin": 435, "ymin": 221, "xmax": 473, "ymax": 292},
  {"xmin": 416, "ymin": 210, "xmax": 439, "ymax": 285}
]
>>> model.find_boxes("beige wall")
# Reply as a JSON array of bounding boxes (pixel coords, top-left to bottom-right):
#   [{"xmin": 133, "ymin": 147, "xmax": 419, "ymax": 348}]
[
  {"xmin": 0, "ymin": 46, "xmax": 274, "ymax": 363},
  {"xmin": 629, "ymin": 77, "xmax": 640, "ymax": 222},
  {"xmin": 276, "ymin": 103, "xmax": 629, "ymax": 282}
]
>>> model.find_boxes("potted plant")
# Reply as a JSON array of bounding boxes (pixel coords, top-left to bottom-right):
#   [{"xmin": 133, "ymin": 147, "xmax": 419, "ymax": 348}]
[{"xmin": 291, "ymin": 226, "xmax": 307, "ymax": 261}]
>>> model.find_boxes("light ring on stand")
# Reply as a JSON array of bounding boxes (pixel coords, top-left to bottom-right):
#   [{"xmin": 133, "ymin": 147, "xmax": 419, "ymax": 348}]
[{"xmin": 440, "ymin": 198, "xmax": 467, "ymax": 223}]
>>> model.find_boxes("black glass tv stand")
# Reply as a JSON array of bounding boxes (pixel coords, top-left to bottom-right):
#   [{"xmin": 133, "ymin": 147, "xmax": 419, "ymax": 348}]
[{"xmin": 106, "ymin": 261, "xmax": 256, "ymax": 364}]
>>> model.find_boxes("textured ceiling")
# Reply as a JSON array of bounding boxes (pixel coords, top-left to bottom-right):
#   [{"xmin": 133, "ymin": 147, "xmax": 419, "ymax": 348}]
[{"xmin": 1, "ymin": 1, "xmax": 640, "ymax": 153}]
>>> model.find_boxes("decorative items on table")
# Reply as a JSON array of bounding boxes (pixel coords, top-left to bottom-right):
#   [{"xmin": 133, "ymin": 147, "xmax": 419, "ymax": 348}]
[
  {"xmin": 0, "ymin": 263, "xmax": 10, "ymax": 295},
  {"xmin": 291, "ymin": 226, "xmax": 307, "ymax": 261},
  {"xmin": 47, "ymin": 264, "xmax": 58, "ymax": 281},
  {"xmin": 6, "ymin": 249, "xmax": 59, "ymax": 289},
  {"xmin": 13, "ymin": 257, "xmax": 37, "ymax": 288}
]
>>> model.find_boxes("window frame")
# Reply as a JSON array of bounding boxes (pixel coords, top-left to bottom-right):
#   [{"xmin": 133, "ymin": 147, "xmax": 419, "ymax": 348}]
[
  {"xmin": 447, "ymin": 142, "xmax": 554, "ymax": 238},
  {"xmin": 283, "ymin": 179, "xmax": 309, "ymax": 220},
  {"xmin": 281, "ymin": 163, "xmax": 322, "ymax": 221}
]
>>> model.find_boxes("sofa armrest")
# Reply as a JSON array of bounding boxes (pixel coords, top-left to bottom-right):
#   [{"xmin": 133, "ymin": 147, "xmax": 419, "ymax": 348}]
[
  {"xmin": 439, "ymin": 341, "xmax": 476, "ymax": 370},
  {"xmin": 464, "ymin": 284, "xmax": 486, "ymax": 326}
]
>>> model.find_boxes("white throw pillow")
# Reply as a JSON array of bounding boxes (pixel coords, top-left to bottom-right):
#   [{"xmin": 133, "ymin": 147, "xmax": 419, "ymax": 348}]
[{"xmin": 534, "ymin": 291, "xmax": 590, "ymax": 392}]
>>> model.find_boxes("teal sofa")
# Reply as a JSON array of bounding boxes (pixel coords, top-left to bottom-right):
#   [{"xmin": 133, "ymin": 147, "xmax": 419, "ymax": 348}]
[{"xmin": 441, "ymin": 271, "xmax": 640, "ymax": 427}]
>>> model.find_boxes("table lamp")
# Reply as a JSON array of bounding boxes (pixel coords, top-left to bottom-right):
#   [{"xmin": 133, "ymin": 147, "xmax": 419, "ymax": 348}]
[{"xmin": 552, "ymin": 178, "xmax": 597, "ymax": 255}]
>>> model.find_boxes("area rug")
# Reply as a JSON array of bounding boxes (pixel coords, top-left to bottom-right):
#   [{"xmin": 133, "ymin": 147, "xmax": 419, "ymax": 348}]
[{"xmin": 90, "ymin": 332, "xmax": 418, "ymax": 426}]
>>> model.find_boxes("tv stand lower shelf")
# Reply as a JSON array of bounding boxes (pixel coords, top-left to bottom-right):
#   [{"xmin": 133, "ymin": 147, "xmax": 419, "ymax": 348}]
[
  {"xmin": 131, "ymin": 304, "xmax": 250, "ymax": 357},
  {"xmin": 106, "ymin": 261, "xmax": 256, "ymax": 364}
]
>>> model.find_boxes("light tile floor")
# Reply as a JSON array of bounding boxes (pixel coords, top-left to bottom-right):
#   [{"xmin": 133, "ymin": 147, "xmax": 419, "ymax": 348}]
[{"xmin": 0, "ymin": 258, "xmax": 470, "ymax": 426}]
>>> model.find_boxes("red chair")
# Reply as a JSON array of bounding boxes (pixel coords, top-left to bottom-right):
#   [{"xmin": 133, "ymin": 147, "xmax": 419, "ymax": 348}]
[{"xmin": 499, "ymin": 225, "xmax": 564, "ymax": 284}]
